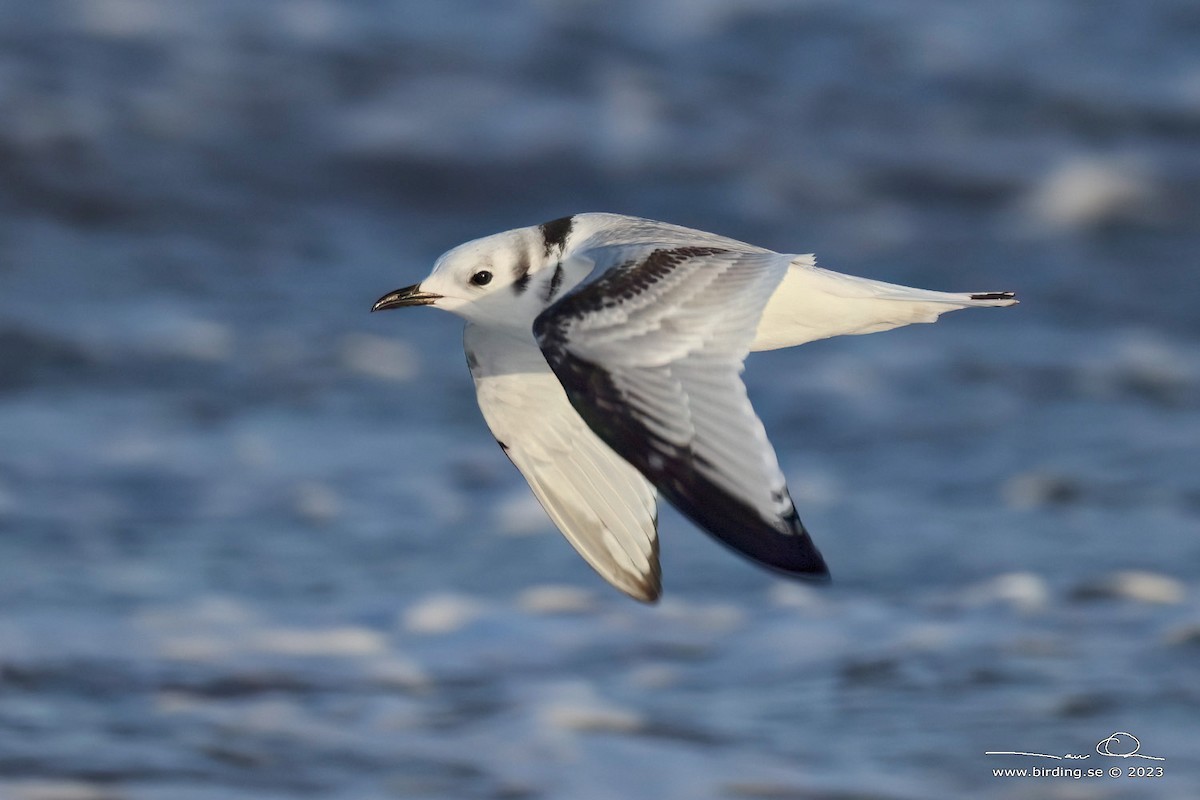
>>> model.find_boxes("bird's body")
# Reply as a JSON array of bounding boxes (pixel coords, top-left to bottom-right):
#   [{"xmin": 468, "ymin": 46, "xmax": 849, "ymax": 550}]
[{"xmin": 373, "ymin": 213, "xmax": 1016, "ymax": 602}]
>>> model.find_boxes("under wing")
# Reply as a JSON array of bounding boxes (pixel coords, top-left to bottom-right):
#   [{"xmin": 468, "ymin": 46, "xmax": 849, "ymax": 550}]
[
  {"xmin": 533, "ymin": 245, "xmax": 829, "ymax": 581},
  {"xmin": 464, "ymin": 325, "xmax": 661, "ymax": 602}
]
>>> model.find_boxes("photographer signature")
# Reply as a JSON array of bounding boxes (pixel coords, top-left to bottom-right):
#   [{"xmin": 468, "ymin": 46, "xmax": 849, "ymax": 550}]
[{"xmin": 986, "ymin": 732, "xmax": 1165, "ymax": 761}]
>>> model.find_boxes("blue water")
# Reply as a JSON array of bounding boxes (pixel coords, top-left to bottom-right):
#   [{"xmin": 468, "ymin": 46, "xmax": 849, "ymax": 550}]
[{"xmin": 2, "ymin": 2, "xmax": 1198, "ymax": 798}]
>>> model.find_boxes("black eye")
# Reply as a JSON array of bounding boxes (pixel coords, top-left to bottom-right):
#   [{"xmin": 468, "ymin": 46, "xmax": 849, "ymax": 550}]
[{"xmin": 470, "ymin": 270, "xmax": 493, "ymax": 286}]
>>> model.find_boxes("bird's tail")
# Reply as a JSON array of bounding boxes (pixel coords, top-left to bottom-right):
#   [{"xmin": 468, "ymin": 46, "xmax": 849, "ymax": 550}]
[{"xmin": 752, "ymin": 259, "xmax": 1018, "ymax": 351}]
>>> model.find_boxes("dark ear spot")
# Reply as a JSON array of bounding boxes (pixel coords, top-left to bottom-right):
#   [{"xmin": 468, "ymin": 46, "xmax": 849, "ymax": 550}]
[{"xmin": 512, "ymin": 248, "xmax": 531, "ymax": 294}]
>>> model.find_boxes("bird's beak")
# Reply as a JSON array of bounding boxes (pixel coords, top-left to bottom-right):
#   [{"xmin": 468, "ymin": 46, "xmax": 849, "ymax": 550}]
[{"xmin": 371, "ymin": 284, "xmax": 442, "ymax": 312}]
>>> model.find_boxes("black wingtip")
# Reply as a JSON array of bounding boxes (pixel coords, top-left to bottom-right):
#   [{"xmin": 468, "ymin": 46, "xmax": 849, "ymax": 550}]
[
  {"xmin": 764, "ymin": 520, "xmax": 831, "ymax": 583},
  {"xmin": 714, "ymin": 522, "xmax": 831, "ymax": 586},
  {"xmin": 792, "ymin": 557, "xmax": 832, "ymax": 584},
  {"xmin": 969, "ymin": 291, "xmax": 1017, "ymax": 301}
]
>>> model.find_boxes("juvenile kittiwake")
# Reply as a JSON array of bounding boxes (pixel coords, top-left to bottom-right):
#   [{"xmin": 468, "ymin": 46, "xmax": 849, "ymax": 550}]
[{"xmin": 372, "ymin": 213, "xmax": 1016, "ymax": 602}]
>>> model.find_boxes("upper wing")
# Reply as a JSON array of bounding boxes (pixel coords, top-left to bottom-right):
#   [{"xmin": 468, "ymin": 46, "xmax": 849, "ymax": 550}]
[
  {"xmin": 464, "ymin": 325, "xmax": 661, "ymax": 602},
  {"xmin": 533, "ymin": 245, "xmax": 829, "ymax": 581}
]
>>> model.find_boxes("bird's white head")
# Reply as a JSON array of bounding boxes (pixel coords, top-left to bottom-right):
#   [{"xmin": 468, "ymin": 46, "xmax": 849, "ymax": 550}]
[{"xmin": 372, "ymin": 216, "xmax": 582, "ymax": 333}]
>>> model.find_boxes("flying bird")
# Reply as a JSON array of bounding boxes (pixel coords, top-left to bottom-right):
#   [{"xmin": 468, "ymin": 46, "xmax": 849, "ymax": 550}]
[{"xmin": 372, "ymin": 213, "xmax": 1016, "ymax": 602}]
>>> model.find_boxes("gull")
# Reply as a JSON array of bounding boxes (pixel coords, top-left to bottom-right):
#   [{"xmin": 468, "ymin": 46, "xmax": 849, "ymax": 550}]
[{"xmin": 372, "ymin": 213, "xmax": 1016, "ymax": 602}]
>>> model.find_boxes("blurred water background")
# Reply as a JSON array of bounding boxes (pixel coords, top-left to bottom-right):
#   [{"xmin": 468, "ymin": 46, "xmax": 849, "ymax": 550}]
[{"xmin": 2, "ymin": 1, "xmax": 1199, "ymax": 798}]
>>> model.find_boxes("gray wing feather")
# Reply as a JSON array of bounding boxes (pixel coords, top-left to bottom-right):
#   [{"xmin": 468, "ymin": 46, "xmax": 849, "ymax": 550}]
[{"xmin": 534, "ymin": 245, "xmax": 829, "ymax": 580}]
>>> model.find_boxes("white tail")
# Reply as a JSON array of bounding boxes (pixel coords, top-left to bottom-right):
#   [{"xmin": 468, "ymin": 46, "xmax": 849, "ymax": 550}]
[{"xmin": 751, "ymin": 257, "xmax": 1017, "ymax": 352}]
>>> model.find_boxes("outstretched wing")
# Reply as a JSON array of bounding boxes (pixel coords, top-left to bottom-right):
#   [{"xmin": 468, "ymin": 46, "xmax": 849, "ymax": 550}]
[
  {"xmin": 465, "ymin": 325, "xmax": 661, "ymax": 602},
  {"xmin": 533, "ymin": 245, "xmax": 829, "ymax": 581}
]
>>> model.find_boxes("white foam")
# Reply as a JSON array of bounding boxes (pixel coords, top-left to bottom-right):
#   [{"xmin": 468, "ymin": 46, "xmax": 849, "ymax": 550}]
[
  {"xmin": 363, "ymin": 657, "xmax": 430, "ymax": 691},
  {"xmin": 517, "ymin": 585, "xmax": 597, "ymax": 615},
  {"xmin": 402, "ymin": 593, "xmax": 484, "ymax": 634},
  {"xmin": 1002, "ymin": 470, "xmax": 1079, "ymax": 510},
  {"xmin": 957, "ymin": 572, "xmax": 1050, "ymax": 613},
  {"xmin": 293, "ymin": 481, "xmax": 341, "ymax": 524},
  {"xmin": 537, "ymin": 683, "xmax": 644, "ymax": 734},
  {"xmin": 1025, "ymin": 155, "xmax": 1158, "ymax": 230},
  {"xmin": 656, "ymin": 599, "xmax": 745, "ymax": 632},
  {"xmin": 256, "ymin": 626, "xmax": 388, "ymax": 656},
  {"xmin": 768, "ymin": 582, "xmax": 825, "ymax": 611},
  {"xmin": 1076, "ymin": 571, "xmax": 1185, "ymax": 605}
]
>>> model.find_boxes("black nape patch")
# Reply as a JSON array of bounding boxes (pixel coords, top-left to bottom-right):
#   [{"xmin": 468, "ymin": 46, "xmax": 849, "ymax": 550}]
[{"xmin": 538, "ymin": 215, "xmax": 574, "ymax": 255}]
